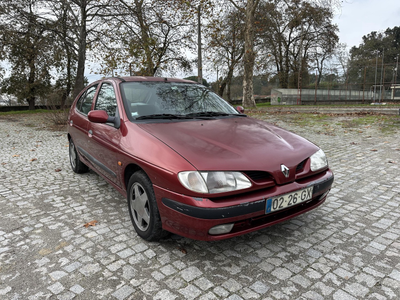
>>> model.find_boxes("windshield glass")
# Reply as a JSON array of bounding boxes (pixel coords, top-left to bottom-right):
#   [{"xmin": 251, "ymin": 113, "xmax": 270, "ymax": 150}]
[{"xmin": 120, "ymin": 82, "xmax": 239, "ymax": 120}]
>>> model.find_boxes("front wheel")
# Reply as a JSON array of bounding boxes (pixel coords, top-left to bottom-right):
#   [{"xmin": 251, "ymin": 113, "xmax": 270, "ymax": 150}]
[
  {"xmin": 69, "ymin": 138, "xmax": 89, "ymax": 174},
  {"xmin": 127, "ymin": 171, "xmax": 166, "ymax": 241}
]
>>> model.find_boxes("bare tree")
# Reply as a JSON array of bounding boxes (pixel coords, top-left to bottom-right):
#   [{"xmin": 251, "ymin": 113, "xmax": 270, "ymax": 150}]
[
  {"xmin": 96, "ymin": 0, "xmax": 200, "ymax": 77},
  {"xmin": 0, "ymin": 0, "xmax": 53, "ymax": 109},
  {"xmin": 258, "ymin": 0, "xmax": 338, "ymax": 88},
  {"xmin": 227, "ymin": 0, "xmax": 261, "ymax": 108},
  {"xmin": 66, "ymin": 0, "xmax": 116, "ymax": 98},
  {"xmin": 207, "ymin": 9, "xmax": 245, "ymax": 101}
]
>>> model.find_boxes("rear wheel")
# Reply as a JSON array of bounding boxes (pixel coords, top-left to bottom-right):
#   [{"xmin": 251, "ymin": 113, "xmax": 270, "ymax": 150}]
[
  {"xmin": 69, "ymin": 138, "xmax": 89, "ymax": 173},
  {"xmin": 127, "ymin": 171, "xmax": 165, "ymax": 241}
]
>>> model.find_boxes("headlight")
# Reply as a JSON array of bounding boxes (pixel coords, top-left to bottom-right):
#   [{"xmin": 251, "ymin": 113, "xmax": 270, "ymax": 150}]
[
  {"xmin": 310, "ymin": 149, "xmax": 328, "ymax": 171},
  {"xmin": 178, "ymin": 171, "xmax": 252, "ymax": 194}
]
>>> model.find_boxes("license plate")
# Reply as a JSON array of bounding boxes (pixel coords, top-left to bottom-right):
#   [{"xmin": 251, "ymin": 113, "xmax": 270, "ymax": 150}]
[{"xmin": 265, "ymin": 186, "xmax": 314, "ymax": 214}]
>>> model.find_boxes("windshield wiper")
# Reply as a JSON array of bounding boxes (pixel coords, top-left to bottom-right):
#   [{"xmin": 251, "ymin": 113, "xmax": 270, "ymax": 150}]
[
  {"xmin": 185, "ymin": 111, "xmax": 247, "ymax": 118},
  {"xmin": 136, "ymin": 112, "xmax": 247, "ymax": 120},
  {"xmin": 136, "ymin": 114, "xmax": 192, "ymax": 120}
]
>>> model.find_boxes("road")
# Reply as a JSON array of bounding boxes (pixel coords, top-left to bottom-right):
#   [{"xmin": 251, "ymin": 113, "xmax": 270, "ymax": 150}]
[{"xmin": 0, "ymin": 113, "xmax": 399, "ymax": 299}]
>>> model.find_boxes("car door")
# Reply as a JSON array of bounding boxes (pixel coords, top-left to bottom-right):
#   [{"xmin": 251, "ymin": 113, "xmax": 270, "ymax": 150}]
[
  {"xmin": 69, "ymin": 84, "xmax": 98, "ymax": 161},
  {"xmin": 86, "ymin": 82, "xmax": 123, "ymax": 187}
]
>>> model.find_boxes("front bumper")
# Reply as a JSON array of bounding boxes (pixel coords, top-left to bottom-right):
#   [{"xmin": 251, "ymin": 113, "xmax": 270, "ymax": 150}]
[{"xmin": 154, "ymin": 170, "xmax": 334, "ymax": 241}]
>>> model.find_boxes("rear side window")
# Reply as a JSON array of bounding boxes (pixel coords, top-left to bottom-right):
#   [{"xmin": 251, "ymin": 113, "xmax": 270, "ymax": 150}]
[
  {"xmin": 94, "ymin": 83, "xmax": 117, "ymax": 117},
  {"xmin": 76, "ymin": 85, "xmax": 97, "ymax": 115}
]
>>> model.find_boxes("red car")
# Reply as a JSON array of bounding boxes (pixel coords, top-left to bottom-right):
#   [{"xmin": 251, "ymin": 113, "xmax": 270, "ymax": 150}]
[{"xmin": 67, "ymin": 77, "xmax": 333, "ymax": 241}]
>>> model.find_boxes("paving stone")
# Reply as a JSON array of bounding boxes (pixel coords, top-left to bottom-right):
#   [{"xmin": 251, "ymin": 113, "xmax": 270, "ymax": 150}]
[
  {"xmin": 272, "ymin": 268, "xmax": 293, "ymax": 280},
  {"xmin": 222, "ymin": 278, "xmax": 242, "ymax": 293},
  {"xmin": 180, "ymin": 266, "xmax": 203, "ymax": 282},
  {"xmin": 47, "ymin": 282, "xmax": 65, "ymax": 295},
  {"xmin": 79, "ymin": 263, "xmax": 101, "ymax": 276},
  {"xmin": 194, "ymin": 277, "xmax": 214, "ymax": 291},
  {"xmin": 49, "ymin": 270, "xmax": 67, "ymax": 281},
  {"xmin": 333, "ymin": 289, "xmax": 357, "ymax": 300},
  {"xmin": 154, "ymin": 289, "xmax": 177, "ymax": 300},
  {"xmin": 178, "ymin": 284, "xmax": 202, "ymax": 299},
  {"xmin": 249, "ymin": 281, "xmax": 269, "ymax": 294},
  {"xmin": 69, "ymin": 284, "xmax": 84, "ymax": 294},
  {"xmin": 344, "ymin": 282, "xmax": 369, "ymax": 298},
  {"xmin": 111, "ymin": 285, "xmax": 135, "ymax": 300}
]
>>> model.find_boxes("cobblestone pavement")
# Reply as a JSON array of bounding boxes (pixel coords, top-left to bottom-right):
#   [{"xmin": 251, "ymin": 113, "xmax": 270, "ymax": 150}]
[{"xmin": 0, "ymin": 113, "xmax": 399, "ymax": 300}]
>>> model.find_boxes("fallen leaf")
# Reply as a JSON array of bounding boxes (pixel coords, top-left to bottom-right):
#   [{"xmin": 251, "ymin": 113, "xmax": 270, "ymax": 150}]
[
  {"xmin": 370, "ymin": 149, "xmax": 378, "ymax": 152},
  {"xmin": 55, "ymin": 241, "xmax": 68, "ymax": 250},
  {"xmin": 388, "ymin": 161, "xmax": 396, "ymax": 164},
  {"xmin": 39, "ymin": 248, "xmax": 52, "ymax": 256},
  {"xmin": 84, "ymin": 220, "xmax": 98, "ymax": 228},
  {"xmin": 30, "ymin": 158, "xmax": 37, "ymax": 162},
  {"xmin": 55, "ymin": 168, "xmax": 62, "ymax": 172},
  {"xmin": 1, "ymin": 163, "xmax": 6, "ymax": 165},
  {"xmin": 31, "ymin": 149, "xmax": 36, "ymax": 151},
  {"xmin": 177, "ymin": 246, "xmax": 187, "ymax": 254},
  {"xmin": 350, "ymin": 142, "xmax": 357, "ymax": 145},
  {"xmin": 12, "ymin": 154, "xmax": 20, "ymax": 157}
]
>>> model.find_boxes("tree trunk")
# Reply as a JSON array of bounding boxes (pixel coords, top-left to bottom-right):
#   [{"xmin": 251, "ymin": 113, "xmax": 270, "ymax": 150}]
[
  {"xmin": 242, "ymin": 0, "xmax": 258, "ymax": 108},
  {"xmin": 135, "ymin": 0, "xmax": 154, "ymax": 76},
  {"xmin": 72, "ymin": 4, "xmax": 87, "ymax": 98},
  {"xmin": 28, "ymin": 97, "xmax": 35, "ymax": 110},
  {"xmin": 26, "ymin": 3, "xmax": 37, "ymax": 110},
  {"xmin": 61, "ymin": 5, "xmax": 72, "ymax": 108},
  {"xmin": 227, "ymin": 78, "xmax": 232, "ymax": 102},
  {"xmin": 218, "ymin": 81, "xmax": 227, "ymax": 97}
]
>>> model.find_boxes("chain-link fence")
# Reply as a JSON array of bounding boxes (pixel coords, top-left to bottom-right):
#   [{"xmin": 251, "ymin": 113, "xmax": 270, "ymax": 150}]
[{"xmin": 271, "ymin": 85, "xmax": 400, "ymax": 105}]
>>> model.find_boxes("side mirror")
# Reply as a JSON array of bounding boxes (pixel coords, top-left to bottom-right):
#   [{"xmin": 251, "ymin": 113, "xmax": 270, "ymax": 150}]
[
  {"xmin": 236, "ymin": 106, "xmax": 245, "ymax": 114},
  {"xmin": 88, "ymin": 110, "xmax": 109, "ymax": 123},
  {"xmin": 88, "ymin": 110, "xmax": 121, "ymax": 129}
]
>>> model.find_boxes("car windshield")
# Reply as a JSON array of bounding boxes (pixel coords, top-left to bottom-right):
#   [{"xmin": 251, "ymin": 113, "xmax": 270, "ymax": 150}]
[{"xmin": 120, "ymin": 81, "xmax": 240, "ymax": 120}]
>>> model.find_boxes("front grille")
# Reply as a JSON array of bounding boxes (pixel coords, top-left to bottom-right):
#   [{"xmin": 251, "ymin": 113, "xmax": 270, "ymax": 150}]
[
  {"xmin": 243, "ymin": 171, "xmax": 274, "ymax": 184},
  {"xmin": 296, "ymin": 159, "xmax": 307, "ymax": 173}
]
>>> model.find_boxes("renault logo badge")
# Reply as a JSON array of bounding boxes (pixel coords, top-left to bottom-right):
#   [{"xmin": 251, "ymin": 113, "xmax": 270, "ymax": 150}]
[{"xmin": 281, "ymin": 164, "xmax": 290, "ymax": 178}]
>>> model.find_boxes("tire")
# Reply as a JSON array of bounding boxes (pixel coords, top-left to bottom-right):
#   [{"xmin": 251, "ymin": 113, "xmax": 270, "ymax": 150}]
[
  {"xmin": 127, "ymin": 171, "xmax": 166, "ymax": 241},
  {"xmin": 69, "ymin": 138, "xmax": 89, "ymax": 174}
]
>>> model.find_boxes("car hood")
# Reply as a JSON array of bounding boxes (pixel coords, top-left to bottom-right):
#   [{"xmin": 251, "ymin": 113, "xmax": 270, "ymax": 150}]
[{"xmin": 138, "ymin": 117, "xmax": 319, "ymax": 181}]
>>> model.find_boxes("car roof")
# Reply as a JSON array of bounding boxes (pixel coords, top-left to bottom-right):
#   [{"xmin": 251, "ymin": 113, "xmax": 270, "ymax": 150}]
[{"xmin": 98, "ymin": 76, "xmax": 197, "ymax": 84}]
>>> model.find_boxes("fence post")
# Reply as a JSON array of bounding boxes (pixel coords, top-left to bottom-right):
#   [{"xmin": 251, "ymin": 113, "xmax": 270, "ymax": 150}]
[
  {"xmin": 345, "ymin": 69, "xmax": 349, "ymax": 105},
  {"xmin": 314, "ymin": 70, "xmax": 317, "ymax": 105},
  {"xmin": 328, "ymin": 75, "xmax": 331, "ymax": 102},
  {"xmin": 381, "ymin": 65, "xmax": 386, "ymax": 102},
  {"xmin": 363, "ymin": 66, "xmax": 366, "ymax": 104}
]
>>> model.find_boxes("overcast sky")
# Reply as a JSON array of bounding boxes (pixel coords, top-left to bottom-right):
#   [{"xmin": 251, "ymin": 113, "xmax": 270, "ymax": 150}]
[
  {"xmin": 333, "ymin": 0, "xmax": 400, "ymax": 50},
  {"xmin": 3, "ymin": 0, "xmax": 399, "ymax": 84},
  {"xmin": 83, "ymin": 1, "xmax": 399, "ymax": 82}
]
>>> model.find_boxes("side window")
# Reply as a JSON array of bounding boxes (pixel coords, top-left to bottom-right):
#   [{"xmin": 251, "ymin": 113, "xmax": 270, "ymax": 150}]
[
  {"xmin": 95, "ymin": 83, "xmax": 117, "ymax": 117},
  {"xmin": 76, "ymin": 85, "xmax": 97, "ymax": 115}
]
